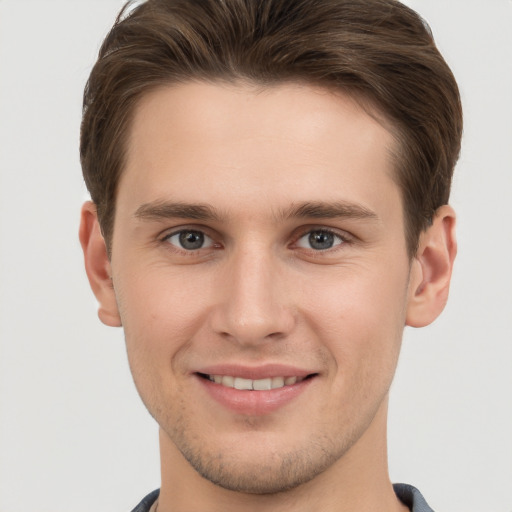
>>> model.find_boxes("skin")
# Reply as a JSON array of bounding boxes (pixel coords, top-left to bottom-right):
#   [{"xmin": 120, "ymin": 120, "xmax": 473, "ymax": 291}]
[{"xmin": 80, "ymin": 82, "xmax": 456, "ymax": 512}]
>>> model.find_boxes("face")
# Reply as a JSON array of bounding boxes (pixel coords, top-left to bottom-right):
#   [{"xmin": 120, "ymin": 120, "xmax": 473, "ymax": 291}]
[{"xmin": 109, "ymin": 82, "xmax": 415, "ymax": 493}]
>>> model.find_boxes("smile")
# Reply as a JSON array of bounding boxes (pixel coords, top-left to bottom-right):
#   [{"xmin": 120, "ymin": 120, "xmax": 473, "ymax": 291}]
[
  {"xmin": 202, "ymin": 374, "xmax": 305, "ymax": 390},
  {"xmin": 196, "ymin": 369, "xmax": 317, "ymax": 414}
]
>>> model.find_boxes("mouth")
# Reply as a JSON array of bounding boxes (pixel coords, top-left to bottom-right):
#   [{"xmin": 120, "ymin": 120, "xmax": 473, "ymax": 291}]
[
  {"xmin": 194, "ymin": 365, "xmax": 318, "ymax": 414},
  {"xmin": 196, "ymin": 372, "xmax": 316, "ymax": 391}
]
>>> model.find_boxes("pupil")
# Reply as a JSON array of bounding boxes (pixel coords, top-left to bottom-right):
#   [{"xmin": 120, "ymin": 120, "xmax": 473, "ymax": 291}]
[
  {"xmin": 309, "ymin": 231, "xmax": 334, "ymax": 250},
  {"xmin": 179, "ymin": 231, "xmax": 204, "ymax": 250}
]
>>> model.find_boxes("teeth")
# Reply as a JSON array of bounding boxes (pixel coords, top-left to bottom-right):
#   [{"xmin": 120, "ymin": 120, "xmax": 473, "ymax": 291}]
[
  {"xmin": 253, "ymin": 378, "xmax": 272, "ymax": 390},
  {"xmin": 222, "ymin": 375, "xmax": 234, "ymax": 387},
  {"xmin": 207, "ymin": 374, "xmax": 304, "ymax": 390},
  {"xmin": 234, "ymin": 377, "xmax": 253, "ymax": 390},
  {"xmin": 271, "ymin": 376, "xmax": 284, "ymax": 388}
]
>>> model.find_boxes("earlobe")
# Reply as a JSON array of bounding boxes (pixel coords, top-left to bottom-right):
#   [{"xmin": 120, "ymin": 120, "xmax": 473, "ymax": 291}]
[
  {"xmin": 79, "ymin": 201, "xmax": 122, "ymax": 327},
  {"xmin": 406, "ymin": 205, "xmax": 457, "ymax": 328}
]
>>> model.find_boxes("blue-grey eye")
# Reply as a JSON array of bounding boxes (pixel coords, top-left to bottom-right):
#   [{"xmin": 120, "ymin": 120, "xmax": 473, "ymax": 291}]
[
  {"xmin": 166, "ymin": 230, "xmax": 213, "ymax": 250},
  {"xmin": 296, "ymin": 230, "xmax": 343, "ymax": 250}
]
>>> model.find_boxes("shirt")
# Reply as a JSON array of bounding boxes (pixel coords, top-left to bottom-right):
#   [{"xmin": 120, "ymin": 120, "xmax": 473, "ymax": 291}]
[{"xmin": 130, "ymin": 483, "xmax": 434, "ymax": 511}]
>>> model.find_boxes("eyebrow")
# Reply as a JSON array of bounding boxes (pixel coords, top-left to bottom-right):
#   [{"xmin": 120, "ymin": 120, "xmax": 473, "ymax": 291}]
[
  {"xmin": 133, "ymin": 200, "xmax": 378, "ymax": 223},
  {"xmin": 134, "ymin": 201, "xmax": 222, "ymax": 222},
  {"xmin": 278, "ymin": 201, "xmax": 378, "ymax": 222}
]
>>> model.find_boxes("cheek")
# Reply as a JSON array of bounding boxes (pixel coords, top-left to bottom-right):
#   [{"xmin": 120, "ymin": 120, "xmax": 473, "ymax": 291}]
[
  {"xmin": 113, "ymin": 269, "xmax": 205, "ymax": 415},
  {"xmin": 114, "ymin": 266, "xmax": 213, "ymax": 381},
  {"xmin": 117, "ymin": 264, "xmax": 210, "ymax": 331},
  {"xmin": 299, "ymin": 262, "xmax": 409, "ymax": 371}
]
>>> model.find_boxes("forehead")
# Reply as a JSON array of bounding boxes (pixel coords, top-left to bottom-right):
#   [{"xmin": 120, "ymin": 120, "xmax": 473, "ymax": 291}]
[{"xmin": 119, "ymin": 81, "xmax": 401, "ymax": 225}]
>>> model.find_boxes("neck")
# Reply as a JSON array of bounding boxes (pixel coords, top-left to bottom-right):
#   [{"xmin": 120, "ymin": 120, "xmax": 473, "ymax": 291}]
[{"xmin": 157, "ymin": 398, "xmax": 408, "ymax": 512}]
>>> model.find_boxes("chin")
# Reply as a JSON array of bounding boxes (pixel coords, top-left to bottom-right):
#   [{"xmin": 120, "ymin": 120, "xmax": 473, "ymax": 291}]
[
  {"xmin": 188, "ymin": 452, "xmax": 331, "ymax": 494},
  {"xmin": 173, "ymin": 430, "xmax": 349, "ymax": 495}
]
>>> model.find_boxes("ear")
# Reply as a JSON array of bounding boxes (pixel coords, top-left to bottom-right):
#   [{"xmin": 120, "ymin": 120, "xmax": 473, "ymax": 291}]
[
  {"xmin": 406, "ymin": 205, "xmax": 457, "ymax": 327},
  {"xmin": 79, "ymin": 201, "xmax": 122, "ymax": 327}
]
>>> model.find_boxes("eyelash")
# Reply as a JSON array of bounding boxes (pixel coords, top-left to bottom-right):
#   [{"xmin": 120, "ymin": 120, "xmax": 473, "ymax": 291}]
[
  {"xmin": 293, "ymin": 227, "xmax": 350, "ymax": 252},
  {"xmin": 159, "ymin": 226, "xmax": 353, "ymax": 255},
  {"xmin": 161, "ymin": 229, "xmax": 218, "ymax": 255}
]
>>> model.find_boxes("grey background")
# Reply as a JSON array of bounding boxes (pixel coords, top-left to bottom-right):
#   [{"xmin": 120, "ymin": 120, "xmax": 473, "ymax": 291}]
[{"xmin": 0, "ymin": 1, "xmax": 511, "ymax": 511}]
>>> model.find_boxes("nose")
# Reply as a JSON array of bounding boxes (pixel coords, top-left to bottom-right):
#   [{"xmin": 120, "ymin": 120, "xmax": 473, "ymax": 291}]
[{"xmin": 209, "ymin": 244, "xmax": 296, "ymax": 346}]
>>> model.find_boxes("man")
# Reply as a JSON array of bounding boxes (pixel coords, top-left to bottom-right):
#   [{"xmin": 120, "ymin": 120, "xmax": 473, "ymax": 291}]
[{"xmin": 79, "ymin": 0, "xmax": 461, "ymax": 511}]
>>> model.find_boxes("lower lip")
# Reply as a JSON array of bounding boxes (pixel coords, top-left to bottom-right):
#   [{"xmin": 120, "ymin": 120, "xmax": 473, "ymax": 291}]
[{"xmin": 197, "ymin": 375, "xmax": 314, "ymax": 415}]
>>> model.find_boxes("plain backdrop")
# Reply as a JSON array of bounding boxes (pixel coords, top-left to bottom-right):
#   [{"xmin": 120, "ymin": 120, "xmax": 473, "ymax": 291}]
[{"xmin": 0, "ymin": 1, "xmax": 511, "ymax": 511}]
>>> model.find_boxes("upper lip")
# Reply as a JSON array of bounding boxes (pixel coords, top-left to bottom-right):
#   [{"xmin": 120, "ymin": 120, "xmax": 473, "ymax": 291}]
[{"xmin": 194, "ymin": 364, "xmax": 316, "ymax": 380}]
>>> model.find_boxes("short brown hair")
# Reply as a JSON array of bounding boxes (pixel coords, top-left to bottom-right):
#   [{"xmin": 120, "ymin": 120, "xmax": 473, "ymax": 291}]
[{"xmin": 80, "ymin": 0, "xmax": 462, "ymax": 257}]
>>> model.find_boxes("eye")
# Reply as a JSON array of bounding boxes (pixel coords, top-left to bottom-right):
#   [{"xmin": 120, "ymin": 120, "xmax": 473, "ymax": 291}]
[
  {"xmin": 296, "ymin": 229, "xmax": 344, "ymax": 251},
  {"xmin": 164, "ymin": 229, "xmax": 214, "ymax": 251}
]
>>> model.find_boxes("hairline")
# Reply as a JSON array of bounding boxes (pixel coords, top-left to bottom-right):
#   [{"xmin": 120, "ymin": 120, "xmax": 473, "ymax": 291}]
[{"xmin": 102, "ymin": 77, "xmax": 420, "ymax": 260}]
